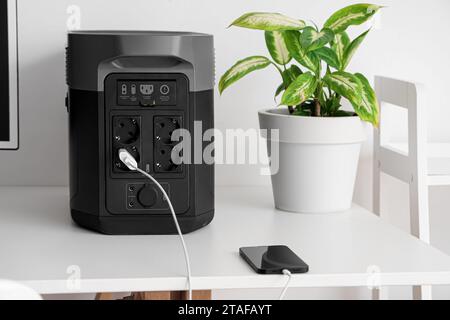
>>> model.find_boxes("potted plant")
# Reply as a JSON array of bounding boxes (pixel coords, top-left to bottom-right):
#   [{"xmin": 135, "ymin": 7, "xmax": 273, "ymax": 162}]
[{"xmin": 219, "ymin": 4, "xmax": 382, "ymax": 213}]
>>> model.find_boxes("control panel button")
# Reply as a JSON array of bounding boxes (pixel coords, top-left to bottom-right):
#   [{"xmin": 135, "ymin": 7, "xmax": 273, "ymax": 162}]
[
  {"xmin": 137, "ymin": 185, "xmax": 158, "ymax": 208},
  {"xmin": 160, "ymin": 85, "xmax": 170, "ymax": 95},
  {"xmin": 117, "ymin": 81, "xmax": 177, "ymax": 106},
  {"xmin": 121, "ymin": 84, "xmax": 128, "ymax": 95}
]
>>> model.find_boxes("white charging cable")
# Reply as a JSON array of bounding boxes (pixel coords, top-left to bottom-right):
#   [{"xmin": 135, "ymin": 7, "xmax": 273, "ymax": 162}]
[
  {"xmin": 279, "ymin": 269, "xmax": 292, "ymax": 300},
  {"xmin": 119, "ymin": 149, "xmax": 192, "ymax": 300}
]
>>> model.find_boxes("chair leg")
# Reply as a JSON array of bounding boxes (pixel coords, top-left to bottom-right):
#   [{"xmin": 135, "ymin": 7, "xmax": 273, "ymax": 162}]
[
  {"xmin": 372, "ymin": 153, "xmax": 388, "ymax": 300},
  {"xmin": 373, "ymin": 156, "xmax": 381, "ymax": 217},
  {"xmin": 372, "ymin": 288, "xmax": 389, "ymax": 300},
  {"xmin": 413, "ymin": 286, "xmax": 432, "ymax": 300},
  {"xmin": 409, "ymin": 177, "xmax": 432, "ymax": 300},
  {"xmin": 409, "ymin": 177, "xmax": 431, "ymax": 242}
]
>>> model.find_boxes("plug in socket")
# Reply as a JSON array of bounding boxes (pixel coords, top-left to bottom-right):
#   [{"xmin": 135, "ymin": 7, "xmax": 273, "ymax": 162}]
[
  {"xmin": 114, "ymin": 146, "xmax": 141, "ymax": 172},
  {"xmin": 113, "ymin": 116, "xmax": 141, "ymax": 172}
]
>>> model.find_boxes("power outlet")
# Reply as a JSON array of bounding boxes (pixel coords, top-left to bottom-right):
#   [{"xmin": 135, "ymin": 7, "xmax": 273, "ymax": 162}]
[
  {"xmin": 154, "ymin": 117, "xmax": 181, "ymax": 144},
  {"xmin": 114, "ymin": 146, "xmax": 141, "ymax": 172},
  {"xmin": 113, "ymin": 117, "xmax": 140, "ymax": 144},
  {"xmin": 155, "ymin": 144, "xmax": 180, "ymax": 172},
  {"xmin": 113, "ymin": 116, "xmax": 141, "ymax": 172},
  {"xmin": 154, "ymin": 116, "xmax": 183, "ymax": 173}
]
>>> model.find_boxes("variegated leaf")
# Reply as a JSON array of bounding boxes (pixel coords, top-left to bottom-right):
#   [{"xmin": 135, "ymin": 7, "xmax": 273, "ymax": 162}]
[
  {"xmin": 324, "ymin": 4, "xmax": 382, "ymax": 33},
  {"xmin": 265, "ymin": 31, "xmax": 291, "ymax": 65},
  {"xmin": 282, "ymin": 64, "xmax": 303, "ymax": 84},
  {"xmin": 323, "ymin": 71, "xmax": 363, "ymax": 106},
  {"xmin": 314, "ymin": 47, "xmax": 340, "ymax": 70},
  {"xmin": 283, "ymin": 31, "xmax": 319, "ymax": 73},
  {"xmin": 281, "ymin": 72, "xmax": 318, "ymax": 106},
  {"xmin": 230, "ymin": 12, "xmax": 306, "ymax": 31},
  {"xmin": 219, "ymin": 56, "xmax": 272, "ymax": 94},
  {"xmin": 275, "ymin": 83, "xmax": 285, "ymax": 99},
  {"xmin": 343, "ymin": 29, "xmax": 370, "ymax": 69},
  {"xmin": 275, "ymin": 65, "xmax": 303, "ymax": 99},
  {"xmin": 332, "ymin": 32, "xmax": 350, "ymax": 69},
  {"xmin": 354, "ymin": 73, "xmax": 380, "ymax": 126},
  {"xmin": 300, "ymin": 27, "xmax": 334, "ymax": 52}
]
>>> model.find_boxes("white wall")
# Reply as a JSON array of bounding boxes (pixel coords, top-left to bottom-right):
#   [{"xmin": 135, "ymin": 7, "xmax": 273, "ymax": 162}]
[{"xmin": 3, "ymin": 0, "xmax": 450, "ymax": 299}]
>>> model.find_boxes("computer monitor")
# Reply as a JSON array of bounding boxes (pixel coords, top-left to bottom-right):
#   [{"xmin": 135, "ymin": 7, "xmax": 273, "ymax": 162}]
[{"xmin": 0, "ymin": 0, "xmax": 19, "ymax": 150}]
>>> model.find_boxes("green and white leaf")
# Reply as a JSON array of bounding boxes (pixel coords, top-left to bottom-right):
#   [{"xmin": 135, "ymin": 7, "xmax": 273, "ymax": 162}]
[
  {"xmin": 283, "ymin": 31, "xmax": 319, "ymax": 73},
  {"xmin": 332, "ymin": 32, "xmax": 350, "ymax": 69},
  {"xmin": 324, "ymin": 4, "xmax": 382, "ymax": 33},
  {"xmin": 265, "ymin": 31, "xmax": 291, "ymax": 65},
  {"xmin": 230, "ymin": 12, "xmax": 306, "ymax": 31},
  {"xmin": 281, "ymin": 72, "xmax": 318, "ymax": 106},
  {"xmin": 219, "ymin": 56, "xmax": 272, "ymax": 94},
  {"xmin": 296, "ymin": 52, "xmax": 319, "ymax": 74},
  {"xmin": 275, "ymin": 65, "xmax": 303, "ymax": 99},
  {"xmin": 354, "ymin": 73, "xmax": 380, "ymax": 126},
  {"xmin": 342, "ymin": 29, "xmax": 370, "ymax": 69},
  {"xmin": 314, "ymin": 47, "xmax": 340, "ymax": 70},
  {"xmin": 323, "ymin": 71, "xmax": 363, "ymax": 106},
  {"xmin": 275, "ymin": 83, "xmax": 286, "ymax": 99},
  {"xmin": 282, "ymin": 64, "xmax": 303, "ymax": 84},
  {"xmin": 283, "ymin": 30, "xmax": 303, "ymax": 57},
  {"xmin": 300, "ymin": 27, "xmax": 334, "ymax": 52}
]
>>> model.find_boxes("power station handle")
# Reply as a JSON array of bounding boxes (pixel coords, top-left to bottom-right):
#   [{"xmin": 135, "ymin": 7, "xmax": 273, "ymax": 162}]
[{"xmin": 65, "ymin": 93, "xmax": 70, "ymax": 113}]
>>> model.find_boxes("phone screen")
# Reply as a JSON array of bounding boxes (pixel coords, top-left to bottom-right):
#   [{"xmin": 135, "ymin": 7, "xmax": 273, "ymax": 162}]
[{"xmin": 240, "ymin": 246, "xmax": 309, "ymax": 274}]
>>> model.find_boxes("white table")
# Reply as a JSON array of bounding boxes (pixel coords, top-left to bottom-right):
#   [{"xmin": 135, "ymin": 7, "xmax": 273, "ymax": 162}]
[{"xmin": 1, "ymin": 186, "xmax": 450, "ymax": 296}]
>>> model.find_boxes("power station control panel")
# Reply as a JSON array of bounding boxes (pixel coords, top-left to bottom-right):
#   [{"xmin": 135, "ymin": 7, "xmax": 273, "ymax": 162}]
[
  {"xmin": 105, "ymin": 73, "xmax": 190, "ymax": 216},
  {"xmin": 117, "ymin": 81, "xmax": 177, "ymax": 107}
]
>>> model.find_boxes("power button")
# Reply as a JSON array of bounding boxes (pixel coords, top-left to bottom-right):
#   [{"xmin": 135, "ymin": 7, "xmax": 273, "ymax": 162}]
[{"xmin": 160, "ymin": 84, "xmax": 170, "ymax": 95}]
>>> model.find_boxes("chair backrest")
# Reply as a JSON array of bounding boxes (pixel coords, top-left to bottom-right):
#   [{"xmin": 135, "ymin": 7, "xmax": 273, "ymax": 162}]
[
  {"xmin": 373, "ymin": 76, "xmax": 428, "ymax": 214},
  {"xmin": 0, "ymin": 280, "xmax": 42, "ymax": 300}
]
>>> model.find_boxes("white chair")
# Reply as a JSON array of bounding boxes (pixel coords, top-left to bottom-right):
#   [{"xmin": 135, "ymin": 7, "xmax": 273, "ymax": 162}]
[
  {"xmin": 0, "ymin": 280, "xmax": 42, "ymax": 300},
  {"xmin": 373, "ymin": 76, "xmax": 450, "ymax": 300}
]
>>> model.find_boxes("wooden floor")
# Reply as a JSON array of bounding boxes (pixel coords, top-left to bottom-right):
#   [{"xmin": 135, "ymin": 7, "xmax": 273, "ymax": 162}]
[{"xmin": 95, "ymin": 291, "xmax": 212, "ymax": 300}]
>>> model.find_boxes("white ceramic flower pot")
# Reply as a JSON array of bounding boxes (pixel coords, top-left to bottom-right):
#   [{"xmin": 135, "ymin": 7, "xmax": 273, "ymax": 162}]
[{"xmin": 259, "ymin": 108, "xmax": 366, "ymax": 213}]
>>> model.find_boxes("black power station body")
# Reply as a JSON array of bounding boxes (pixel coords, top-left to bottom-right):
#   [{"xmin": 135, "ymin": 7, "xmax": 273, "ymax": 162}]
[{"xmin": 66, "ymin": 31, "xmax": 215, "ymax": 235}]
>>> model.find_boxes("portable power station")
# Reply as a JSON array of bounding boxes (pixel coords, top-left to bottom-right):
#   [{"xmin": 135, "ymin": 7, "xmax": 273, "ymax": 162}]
[{"xmin": 66, "ymin": 31, "xmax": 215, "ymax": 235}]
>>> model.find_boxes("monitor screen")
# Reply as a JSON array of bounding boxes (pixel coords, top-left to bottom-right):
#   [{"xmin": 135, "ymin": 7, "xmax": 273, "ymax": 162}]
[{"xmin": 0, "ymin": 0, "xmax": 18, "ymax": 149}]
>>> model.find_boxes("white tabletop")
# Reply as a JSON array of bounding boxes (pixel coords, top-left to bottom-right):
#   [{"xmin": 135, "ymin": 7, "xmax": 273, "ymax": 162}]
[{"xmin": 1, "ymin": 186, "xmax": 450, "ymax": 295}]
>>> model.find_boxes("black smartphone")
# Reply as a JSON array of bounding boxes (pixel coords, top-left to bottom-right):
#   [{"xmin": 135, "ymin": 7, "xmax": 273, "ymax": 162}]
[{"xmin": 240, "ymin": 245, "xmax": 309, "ymax": 274}]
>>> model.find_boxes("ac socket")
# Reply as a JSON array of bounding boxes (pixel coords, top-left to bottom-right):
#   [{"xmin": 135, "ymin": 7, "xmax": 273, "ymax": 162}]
[
  {"xmin": 154, "ymin": 116, "xmax": 183, "ymax": 173},
  {"xmin": 113, "ymin": 116, "xmax": 142, "ymax": 172}
]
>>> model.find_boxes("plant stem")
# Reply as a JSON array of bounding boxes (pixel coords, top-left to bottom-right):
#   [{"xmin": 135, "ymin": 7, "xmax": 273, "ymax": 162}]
[
  {"xmin": 271, "ymin": 62, "xmax": 284, "ymax": 79},
  {"xmin": 313, "ymin": 78, "xmax": 323, "ymax": 117},
  {"xmin": 314, "ymin": 99, "xmax": 321, "ymax": 117}
]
